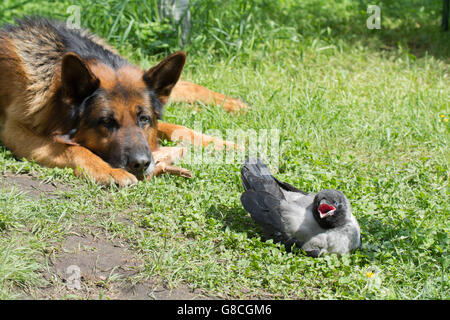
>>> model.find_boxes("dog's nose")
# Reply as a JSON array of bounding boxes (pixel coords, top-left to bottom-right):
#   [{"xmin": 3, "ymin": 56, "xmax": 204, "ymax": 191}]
[{"xmin": 128, "ymin": 153, "xmax": 152, "ymax": 173}]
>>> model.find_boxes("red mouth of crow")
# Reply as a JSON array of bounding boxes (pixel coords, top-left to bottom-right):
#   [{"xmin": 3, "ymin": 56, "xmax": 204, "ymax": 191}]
[{"xmin": 318, "ymin": 204, "xmax": 336, "ymax": 218}]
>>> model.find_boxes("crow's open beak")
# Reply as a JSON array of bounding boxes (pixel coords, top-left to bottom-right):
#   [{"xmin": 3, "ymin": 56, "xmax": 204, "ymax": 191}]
[{"xmin": 318, "ymin": 202, "xmax": 336, "ymax": 219}]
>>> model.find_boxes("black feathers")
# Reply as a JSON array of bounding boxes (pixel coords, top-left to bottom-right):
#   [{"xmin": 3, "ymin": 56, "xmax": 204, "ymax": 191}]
[
  {"xmin": 241, "ymin": 157, "xmax": 306, "ymax": 197},
  {"xmin": 241, "ymin": 190, "xmax": 282, "ymax": 233},
  {"xmin": 240, "ymin": 158, "xmax": 362, "ymax": 257}
]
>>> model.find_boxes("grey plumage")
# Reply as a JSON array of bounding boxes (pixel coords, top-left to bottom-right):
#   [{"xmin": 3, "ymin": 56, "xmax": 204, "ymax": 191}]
[{"xmin": 240, "ymin": 158, "xmax": 361, "ymax": 257}]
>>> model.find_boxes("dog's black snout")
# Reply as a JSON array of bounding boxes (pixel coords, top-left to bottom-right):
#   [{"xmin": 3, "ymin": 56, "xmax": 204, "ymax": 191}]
[{"xmin": 128, "ymin": 153, "xmax": 153, "ymax": 173}]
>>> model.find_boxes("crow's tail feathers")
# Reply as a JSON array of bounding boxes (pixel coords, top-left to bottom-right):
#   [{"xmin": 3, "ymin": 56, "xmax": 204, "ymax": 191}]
[
  {"xmin": 241, "ymin": 158, "xmax": 284, "ymax": 198},
  {"xmin": 241, "ymin": 157, "xmax": 308, "ymax": 196}
]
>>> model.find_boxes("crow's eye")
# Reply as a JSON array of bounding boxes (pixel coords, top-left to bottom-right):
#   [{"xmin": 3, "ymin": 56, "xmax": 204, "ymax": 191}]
[
  {"xmin": 334, "ymin": 201, "xmax": 339, "ymax": 207},
  {"xmin": 138, "ymin": 115, "xmax": 152, "ymax": 127}
]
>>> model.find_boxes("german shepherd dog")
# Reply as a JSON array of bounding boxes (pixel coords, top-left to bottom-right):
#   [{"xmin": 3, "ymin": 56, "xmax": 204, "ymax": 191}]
[{"xmin": 0, "ymin": 18, "xmax": 247, "ymax": 186}]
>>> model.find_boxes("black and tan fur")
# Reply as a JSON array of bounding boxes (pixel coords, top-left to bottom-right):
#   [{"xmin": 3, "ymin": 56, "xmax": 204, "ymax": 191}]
[{"xmin": 0, "ymin": 18, "xmax": 247, "ymax": 186}]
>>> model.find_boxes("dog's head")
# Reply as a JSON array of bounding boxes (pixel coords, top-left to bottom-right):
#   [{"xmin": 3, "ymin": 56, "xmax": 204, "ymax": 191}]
[{"xmin": 55, "ymin": 51, "xmax": 185, "ymax": 179}]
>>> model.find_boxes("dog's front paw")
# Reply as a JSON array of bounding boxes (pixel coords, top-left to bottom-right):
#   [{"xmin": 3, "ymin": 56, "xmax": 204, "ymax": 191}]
[
  {"xmin": 81, "ymin": 167, "xmax": 138, "ymax": 187},
  {"xmin": 106, "ymin": 168, "xmax": 138, "ymax": 186}
]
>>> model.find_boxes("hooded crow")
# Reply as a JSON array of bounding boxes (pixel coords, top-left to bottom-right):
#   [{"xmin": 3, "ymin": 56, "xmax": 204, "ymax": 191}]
[{"xmin": 240, "ymin": 158, "xmax": 361, "ymax": 257}]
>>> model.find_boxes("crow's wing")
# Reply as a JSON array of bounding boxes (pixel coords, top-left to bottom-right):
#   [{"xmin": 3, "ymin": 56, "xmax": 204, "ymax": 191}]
[
  {"xmin": 241, "ymin": 190, "xmax": 283, "ymax": 235},
  {"xmin": 274, "ymin": 177, "xmax": 308, "ymax": 195},
  {"xmin": 241, "ymin": 189, "xmax": 312, "ymax": 245},
  {"xmin": 241, "ymin": 158, "xmax": 308, "ymax": 198}
]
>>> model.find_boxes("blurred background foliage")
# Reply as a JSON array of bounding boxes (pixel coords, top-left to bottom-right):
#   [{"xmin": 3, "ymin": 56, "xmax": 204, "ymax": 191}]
[{"xmin": 0, "ymin": 0, "xmax": 448, "ymax": 63}]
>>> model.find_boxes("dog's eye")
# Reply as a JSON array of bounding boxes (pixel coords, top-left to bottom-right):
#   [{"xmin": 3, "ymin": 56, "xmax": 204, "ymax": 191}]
[
  {"xmin": 99, "ymin": 117, "xmax": 116, "ymax": 129},
  {"xmin": 138, "ymin": 115, "xmax": 152, "ymax": 127}
]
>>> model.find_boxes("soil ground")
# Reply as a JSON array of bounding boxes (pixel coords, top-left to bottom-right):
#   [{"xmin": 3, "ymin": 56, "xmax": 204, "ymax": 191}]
[{"xmin": 1, "ymin": 172, "xmax": 214, "ymax": 300}]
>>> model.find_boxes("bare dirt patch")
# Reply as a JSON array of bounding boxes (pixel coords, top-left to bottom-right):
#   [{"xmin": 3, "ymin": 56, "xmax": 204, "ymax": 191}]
[
  {"xmin": 1, "ymin": 172, "xmax": 215, "ymax": 300},
  {"xmin": 0, "ymin": 172, "xmax": 66, "ymax": 199},
  {"xmin": 37, "ymin": 232, "xmax": 212, "ymax": 300}
]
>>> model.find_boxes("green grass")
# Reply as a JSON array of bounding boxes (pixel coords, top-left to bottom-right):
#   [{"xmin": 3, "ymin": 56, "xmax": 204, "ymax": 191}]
[{"xmin": 0, "ymin": 0, "xmax": 449, "ymax": 299}]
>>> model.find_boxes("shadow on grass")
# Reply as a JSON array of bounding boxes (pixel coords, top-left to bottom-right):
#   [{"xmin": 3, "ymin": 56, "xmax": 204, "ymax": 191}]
[
  {"xmin": 206, "ymin": 204, "xmax": 262, "ymax": 238},
  {"xmin": 353, "ymin": 1, "xmax": 449, "ymax": 59},
  {"xmin": 259, "ymin": 0, "xmax": 449, "ymax": 60},
  {"xmin": 0, "ymin": 145, "xmax": 19, "ymax": 161}
]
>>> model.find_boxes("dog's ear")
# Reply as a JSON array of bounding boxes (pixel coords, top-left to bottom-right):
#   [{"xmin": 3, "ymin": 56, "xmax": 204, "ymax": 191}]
[
  {"xmin": 61, "ymin": 52, "xmax": 100, "ymax": 101},
  {"xmin": 143, "ymin": 51, "xmax": 186, "ymax": 105}
]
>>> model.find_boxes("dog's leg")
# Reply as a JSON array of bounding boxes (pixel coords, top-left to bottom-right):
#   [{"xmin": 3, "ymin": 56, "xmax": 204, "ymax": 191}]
[
  {"xmin": 0, "ymin": 120, "xmax": 137, "ymax": 186},
  {"xmin": 169, "ymin": 80, "xmax": 249, "ymax": 112},
  {"xmin": 157, "ymin": 122, "xmax": 238, "ymax": 150},
  {"xmin": 149, "ymin": 146, "xmax": 192, "ymax": 178}
]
